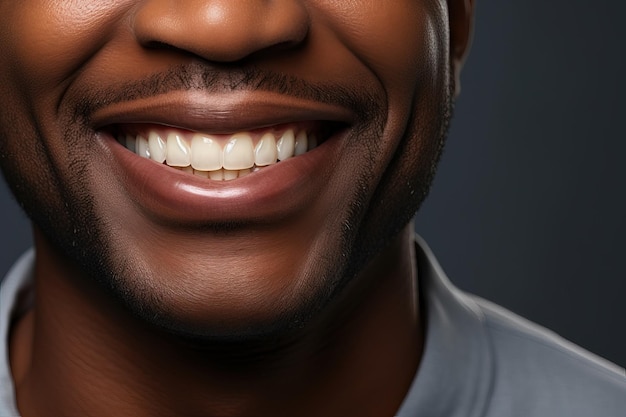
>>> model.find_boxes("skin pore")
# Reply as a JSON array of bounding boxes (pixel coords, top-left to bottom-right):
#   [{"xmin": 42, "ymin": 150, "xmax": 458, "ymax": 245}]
[{"xmin": 1, "ymin": 1, "xmax": 473, "ymax": 416}]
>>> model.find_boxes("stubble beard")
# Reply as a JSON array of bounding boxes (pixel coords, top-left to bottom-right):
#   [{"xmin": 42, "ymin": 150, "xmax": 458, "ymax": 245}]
[{"xmin": 0, "ymin": 67, "xmax": 454, "ymax": 347}]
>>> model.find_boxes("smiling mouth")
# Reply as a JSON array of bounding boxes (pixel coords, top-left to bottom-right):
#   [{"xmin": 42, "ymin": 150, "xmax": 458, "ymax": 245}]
[{"xmin": 112, "ymin": 122, "xmax": 340, "ymax": 181}]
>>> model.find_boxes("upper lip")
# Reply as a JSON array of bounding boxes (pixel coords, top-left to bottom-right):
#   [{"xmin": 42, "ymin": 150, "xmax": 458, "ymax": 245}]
[{"xmin": 90, "ymin": 90, "xmax": 357, "ymax": 134}]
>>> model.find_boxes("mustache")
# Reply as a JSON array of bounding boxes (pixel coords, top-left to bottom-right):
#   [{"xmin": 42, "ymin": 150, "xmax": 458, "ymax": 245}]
[{"xmin": 71, "ymin": 62, "xmax": 382, "ymax": 125}]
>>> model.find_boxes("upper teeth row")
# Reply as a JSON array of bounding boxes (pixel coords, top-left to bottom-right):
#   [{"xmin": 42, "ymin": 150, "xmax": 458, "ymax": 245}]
[{"xmin": 119, "ymin": 128, "xmax": 317, "ymax": 172}]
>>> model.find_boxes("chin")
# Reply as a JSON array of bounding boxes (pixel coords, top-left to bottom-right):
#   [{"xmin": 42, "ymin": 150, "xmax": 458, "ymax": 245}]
[{"xmin": 88, "ymin": 226, "xmax": 350, "ymax": 345}]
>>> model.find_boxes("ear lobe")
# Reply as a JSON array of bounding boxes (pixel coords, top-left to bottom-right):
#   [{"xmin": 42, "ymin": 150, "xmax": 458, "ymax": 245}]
[{"xmin": 448, "ymin": 0, "xmax": 474, "ymax": 96}]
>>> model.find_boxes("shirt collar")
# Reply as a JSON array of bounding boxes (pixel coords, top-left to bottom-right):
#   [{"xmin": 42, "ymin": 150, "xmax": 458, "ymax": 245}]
[
  {"xmin": 396, "ymin": 235, "xmax": 494, "ymax": 417},
  {"xmin": 0, "ymin": 249, "xmax": 35, "ymax": 417}
]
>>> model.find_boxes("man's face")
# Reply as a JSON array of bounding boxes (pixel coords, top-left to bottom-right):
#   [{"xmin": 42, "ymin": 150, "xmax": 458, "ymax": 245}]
[{"xmin": 0, "ymin": 1, "xmax": 452, "ymax": 338}]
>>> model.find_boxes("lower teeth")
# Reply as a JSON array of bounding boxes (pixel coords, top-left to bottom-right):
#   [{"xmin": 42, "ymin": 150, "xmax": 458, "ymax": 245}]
[{"xmin": 173, "ymin": 166, "xmax": 259, "ymax": 180}]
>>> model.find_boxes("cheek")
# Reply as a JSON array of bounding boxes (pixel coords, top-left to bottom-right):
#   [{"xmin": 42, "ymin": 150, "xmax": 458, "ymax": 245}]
[
  {"xmin": 315, "ymin": 1, "xmax": 450, "ymax": 175},
  {"xmin": 317, "ymin": 1, "xmax": 445, "ymax": 100},
  {"xmin": 0, "ymin": 0, "xmax": 130, "ymax": 95}
]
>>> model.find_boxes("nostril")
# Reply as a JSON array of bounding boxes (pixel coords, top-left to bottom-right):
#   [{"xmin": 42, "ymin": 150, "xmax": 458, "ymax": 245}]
[
  {"xmin": 247, "ymin": 39, "xmax": 307, "ymax": 60},
  {"xmin": 144, "ymin": 40, "xmax": 177, "ymax": 51},
  {"xmin": 132, "ymin": 0, "xmax": 311, "ymax": 64}
]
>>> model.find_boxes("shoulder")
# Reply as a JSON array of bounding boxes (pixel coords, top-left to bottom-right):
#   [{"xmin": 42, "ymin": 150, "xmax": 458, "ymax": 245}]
[
  {"xmin": 0, "ymin": 249, "xmax": 35, "ymax": 417},
  {"xmin": 410, "ymin": 234, "xmax": 626, "ymax": 417},
  {"xmin": 472, "ymin": 295, "xmax": 626, "ymax": 417}
]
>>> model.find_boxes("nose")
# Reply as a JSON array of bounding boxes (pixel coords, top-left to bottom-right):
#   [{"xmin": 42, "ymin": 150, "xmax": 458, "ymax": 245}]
[{"xmin": 132, "ymin": 0, "xmax": 310, "ymax": 62}]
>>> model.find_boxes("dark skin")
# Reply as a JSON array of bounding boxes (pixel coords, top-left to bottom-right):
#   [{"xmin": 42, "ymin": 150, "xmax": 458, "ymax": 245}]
[{"xmin": 2, "ymin": 1, "xmax": 473, "ymax": 416}]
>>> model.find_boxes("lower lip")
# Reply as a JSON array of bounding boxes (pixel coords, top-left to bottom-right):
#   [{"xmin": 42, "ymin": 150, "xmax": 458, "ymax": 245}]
[{"xmin": 102, "ymin": 131, "xmax": 344, "ymax": 224}]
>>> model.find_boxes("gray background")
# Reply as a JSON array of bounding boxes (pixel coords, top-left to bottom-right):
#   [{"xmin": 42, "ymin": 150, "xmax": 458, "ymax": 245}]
[
  {"xmin": 415, "ymin": 0, "xmax": 626, "ymax": 367},
  {"xmin": 1, "ymin": 1, "xmax": 625, "ymax": 367}
]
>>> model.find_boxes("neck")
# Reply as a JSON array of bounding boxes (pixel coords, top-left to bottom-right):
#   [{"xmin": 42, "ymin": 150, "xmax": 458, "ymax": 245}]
[{"xmin": 10, "ymin": 225, "xmax": 423, "ymax": 417}]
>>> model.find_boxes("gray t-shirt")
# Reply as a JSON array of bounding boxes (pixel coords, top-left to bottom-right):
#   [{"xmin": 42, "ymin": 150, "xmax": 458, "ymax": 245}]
[
  {"xmin": 1, "ymin": 239, "xmax": 625, "ymax": 416},
  {"xmin": 397, "ymin": 237, "xmax": 626, "ymax": 416}
]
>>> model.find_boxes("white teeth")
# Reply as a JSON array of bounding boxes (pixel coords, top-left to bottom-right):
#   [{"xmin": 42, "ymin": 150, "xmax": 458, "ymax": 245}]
[
  {"xmin": 223, "ymin": 133, "xmax": 254, "ymax": 170},
  {"xmin": 194, "ymin": 167, "xmax": 253, "ymax": 179},
  {"xmin": 208, "ymin": 169, "xmax": 224, "ymax": 181},
  {"xmin": 294, "ymin": 131, "xmax": 308, "ymax": 156},
  {"xmin": 194, "ymin": 169, "xmax": 209, "ymax": 178},
  {"xmin": 191, "ymin": 134, "xmax": 222, "ymax": 171},
  {"xmin": 122, "ymin": 128, "xmax": 318, "ymax": 180},
  {"xmin": 166, "ymin": 132, "xmax": 191, "ymax": 167},
  {"xmin": 276, "ymin": 129, "xmax": 295, "ymax": 161},
  {"xmin": 148, "ymin": 132, "xmax": 166, "ymax": 163},
  {"xmin": 137, "ymin": 135, "xmax": 150, "ymax": 159},
  {"xmin": 254, "ymin": 133, "xmax": 278, "ymax": 166},
  {"xmin": 223, "ymin": 169, "xmax": 238, "ymax": 180}
]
